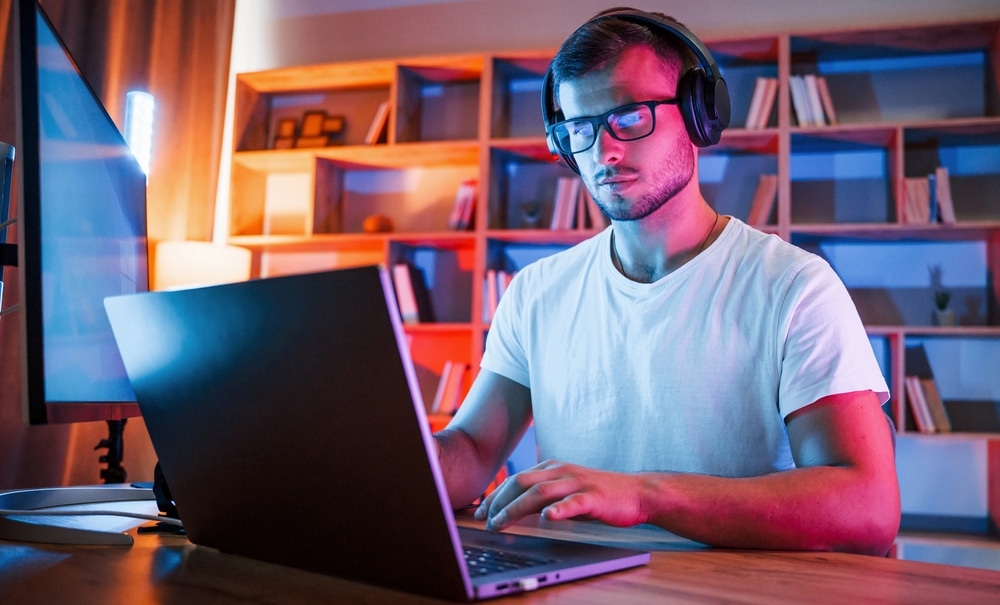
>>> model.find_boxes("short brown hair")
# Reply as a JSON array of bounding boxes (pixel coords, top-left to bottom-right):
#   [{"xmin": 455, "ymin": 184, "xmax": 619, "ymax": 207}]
[{"xmin": 549, "ymin": 8, "xmax": 699, "ymax": 92}]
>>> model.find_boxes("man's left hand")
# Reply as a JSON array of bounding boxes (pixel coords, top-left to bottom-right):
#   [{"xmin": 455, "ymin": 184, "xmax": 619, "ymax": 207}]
[{"xmin": 474, "ymin": 460, "xmax": 647, "ymax": 530}]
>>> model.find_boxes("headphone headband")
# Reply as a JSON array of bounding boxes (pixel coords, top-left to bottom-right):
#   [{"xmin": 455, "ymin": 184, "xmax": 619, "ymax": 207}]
[
  {"xmin": 599, "ymin": 9, "xmax": 723, "ymax": 83},
  {"xmin": 542, "ymin": 10, "xmax": 731, "ymax": 172}
]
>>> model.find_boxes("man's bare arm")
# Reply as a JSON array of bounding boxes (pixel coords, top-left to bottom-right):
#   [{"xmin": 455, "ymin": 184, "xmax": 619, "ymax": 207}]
[
  {"xmin": 434, "ymin": 370, "xmax": 533, "ymax": 509},
  {"xmin": 477, "ymin": 390, "xmax": 900, "ymax": 556}
]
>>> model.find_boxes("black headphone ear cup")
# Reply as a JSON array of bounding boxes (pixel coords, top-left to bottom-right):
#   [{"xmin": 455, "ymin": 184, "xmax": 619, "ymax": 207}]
[
  {"xmin": 677, "ymin": 68, "xmax": 711, "ymax": 147},
  {"xmin": 678, "ymin": 68, "xmax": 731, "ymax": 147}
]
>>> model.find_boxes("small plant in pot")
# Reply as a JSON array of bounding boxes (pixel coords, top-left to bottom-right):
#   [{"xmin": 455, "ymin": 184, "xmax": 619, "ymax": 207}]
[{"xmin": 929, "ymin": 265, "xmax": 956, "ymax": 326}]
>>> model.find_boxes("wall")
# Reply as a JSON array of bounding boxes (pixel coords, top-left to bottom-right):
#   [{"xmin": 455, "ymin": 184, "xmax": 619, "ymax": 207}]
[
  {"xmin": 241, "ymin": 0, "xmax": 1000, "ymax": 68},
  {"xmin": 219, "ymin": 0, "xmax": 1000, "ymax": 526}
]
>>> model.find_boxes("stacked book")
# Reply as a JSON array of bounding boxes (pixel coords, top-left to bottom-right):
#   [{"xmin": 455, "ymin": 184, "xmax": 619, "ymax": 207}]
[
  {"xmin": 429, "ymin": 360, "xmax": 467, "ymax": 415},
  {"xmin": 550, "ymin": 177, "xmax": 608, "ymax": 230},
  {"xmin": 745, "ymin": 76, "xmax": 778, "ymax": 130},
  {"xmin": 482, "ymin": 268, "xmax": 515, "ymax": 322},
  {"xmin": 903, "ymin": 166, "xmax": 956, "ymax": 225},
  {"xmin": 789, "ymin": 74, "xmax": 837, "ymax": 127}
]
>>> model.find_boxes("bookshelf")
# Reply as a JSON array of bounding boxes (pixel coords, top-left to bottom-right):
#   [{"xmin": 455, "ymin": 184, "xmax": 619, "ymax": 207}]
[{"xmin": 225, "ymin": 22, "xmax": 1000, "ymax": 441}]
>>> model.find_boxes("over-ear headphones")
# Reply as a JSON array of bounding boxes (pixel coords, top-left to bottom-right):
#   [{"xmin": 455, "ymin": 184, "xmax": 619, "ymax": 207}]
[{"xmin": 541, "ymin": 9, "xmax": 731, "ymax": 173}]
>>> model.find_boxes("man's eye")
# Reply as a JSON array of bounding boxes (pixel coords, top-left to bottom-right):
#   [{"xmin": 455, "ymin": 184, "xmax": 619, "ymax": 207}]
[{"xmin": 612, "ymin": 111, "xmax": 644, "ymax": 130}]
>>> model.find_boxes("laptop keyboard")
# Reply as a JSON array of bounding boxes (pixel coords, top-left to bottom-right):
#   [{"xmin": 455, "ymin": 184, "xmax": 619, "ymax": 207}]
[{"xmin": 464, "ymin": 546, "xmax": 556, "ymax": 576}]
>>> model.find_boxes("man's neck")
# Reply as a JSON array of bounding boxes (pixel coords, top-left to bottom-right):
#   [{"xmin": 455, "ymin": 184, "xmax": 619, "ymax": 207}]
[{"xmin": 610, "ymin": 201, "xmax": 723, "ymax": 283}]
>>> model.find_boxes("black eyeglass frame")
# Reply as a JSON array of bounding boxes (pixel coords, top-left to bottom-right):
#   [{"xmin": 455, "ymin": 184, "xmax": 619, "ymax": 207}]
[{"xmin": 546, "ymin": 98, "xmax": 681, "ymax": 155}]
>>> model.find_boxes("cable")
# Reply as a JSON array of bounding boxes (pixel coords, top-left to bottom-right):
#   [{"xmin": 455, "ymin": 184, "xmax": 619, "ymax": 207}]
[{"xmin": 0, "ymin": 508, "xmax": 183, "ymax": 527}]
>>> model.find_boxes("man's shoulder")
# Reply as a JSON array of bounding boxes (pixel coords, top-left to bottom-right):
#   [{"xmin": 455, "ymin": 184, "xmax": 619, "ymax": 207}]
[
  {"xmin": 517, "ymin": 228, "xmax": 609, "ymax": 277},
  {"xmin": 727, "ymin": 219, "xmax": 824, "ymax": 268}
]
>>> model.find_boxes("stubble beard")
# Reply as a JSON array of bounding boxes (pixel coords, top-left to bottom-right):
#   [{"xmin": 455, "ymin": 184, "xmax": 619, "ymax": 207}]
[{"xmin": 588, "ymin": 140, "xmax": 695, "ymax": 222}]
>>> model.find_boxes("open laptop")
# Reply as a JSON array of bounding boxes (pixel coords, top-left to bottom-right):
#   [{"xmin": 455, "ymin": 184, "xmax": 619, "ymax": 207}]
[{"xmin": 104, "ymin": 265, "xmax": 649, "ymax": 601}]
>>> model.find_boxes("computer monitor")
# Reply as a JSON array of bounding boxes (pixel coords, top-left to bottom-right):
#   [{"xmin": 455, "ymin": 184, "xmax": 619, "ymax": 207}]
[{"xmin": 10, "ymin": 0, "xmax": 148, "ymax": 427}]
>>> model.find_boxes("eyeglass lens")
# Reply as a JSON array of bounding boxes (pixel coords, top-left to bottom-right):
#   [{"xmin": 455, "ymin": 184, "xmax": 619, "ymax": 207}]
[{"xmin": 552, "ymin": 102, "xmax": 656, "ymax": 154}]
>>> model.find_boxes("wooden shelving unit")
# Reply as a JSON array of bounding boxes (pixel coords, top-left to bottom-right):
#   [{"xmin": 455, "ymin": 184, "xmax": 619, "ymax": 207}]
[{"xmin": 226, "ymin": 21, "xmax": 1000, "ymax": 437}]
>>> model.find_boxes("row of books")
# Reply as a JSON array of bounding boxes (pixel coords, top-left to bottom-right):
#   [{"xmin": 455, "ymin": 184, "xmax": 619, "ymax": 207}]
[
  {"xmin": 429, "ymin": 360, "xmax": 467, "ymax": 415},
  {"xmin": 904, "ymin": 344, "xmax": 951, "ymax": 434},
  {"xmin": 903, "ymin": 166, "xmax": 956, "ymax": 225},
  {"xmin": 448, "ymin": 178, "xmax": 478, "ymax": 230},
  {"xmin": 904, "ymin": 375, "xmax": 952, "ymax": 433},
  {"xmin": 550, "ymin": 176, "xmax": 609, "ymax": 230},
  {"xmin": 391, "ymin": 262, "xmax": 434, "ymax": 325},
  {"xmin": 482, "ymin": 268, "xmax": 515, "ymax": 322},
  {"xmin": 789, "ymin": 74, "xmax": 837, "ymax": 127},
  {"xmin": 745, "ymin": 77, "xmax": 778, "ymax": 130}
]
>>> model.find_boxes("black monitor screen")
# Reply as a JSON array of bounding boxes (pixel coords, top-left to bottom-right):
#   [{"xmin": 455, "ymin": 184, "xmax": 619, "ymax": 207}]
[{"xmin": 17, "ymin": 0, "xmax": 148, "ymax": 423}]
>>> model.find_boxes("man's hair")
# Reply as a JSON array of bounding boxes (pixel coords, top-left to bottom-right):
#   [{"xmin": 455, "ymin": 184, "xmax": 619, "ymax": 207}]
[{"xmin": 549, "ymin": 7, "xmax": 699, "ymax": 92}]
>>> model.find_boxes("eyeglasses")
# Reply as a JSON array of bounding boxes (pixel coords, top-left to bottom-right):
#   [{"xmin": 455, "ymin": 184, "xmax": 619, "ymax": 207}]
[{"xmin": 547, "ymin": 99, "xmax": 680, "ymax": 155}]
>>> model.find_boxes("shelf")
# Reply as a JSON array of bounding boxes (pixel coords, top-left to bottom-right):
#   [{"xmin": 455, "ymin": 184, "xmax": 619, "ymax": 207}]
[
  {"xmin": 867, "ymin": 325, "xmax": 1000, "ymax": 337},
  {"xmin": 233, "ymin": 141, "xmax": 480, "ymax": 171},
  {"xmin": 791, "ymin": 222, "xmax": 1000, "ymax": 239}
]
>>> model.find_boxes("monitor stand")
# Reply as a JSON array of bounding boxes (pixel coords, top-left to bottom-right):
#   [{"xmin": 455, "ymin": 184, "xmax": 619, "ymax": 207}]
[{"xmin": 0, "ymin": 484, "xmax": 156, "ymax": 545}]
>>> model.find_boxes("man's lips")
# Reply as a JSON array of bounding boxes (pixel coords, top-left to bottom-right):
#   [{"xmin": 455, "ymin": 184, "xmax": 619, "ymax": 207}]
[{"xmin": 596, "ymin": 172, "xmax": 638, "ymax": 188}]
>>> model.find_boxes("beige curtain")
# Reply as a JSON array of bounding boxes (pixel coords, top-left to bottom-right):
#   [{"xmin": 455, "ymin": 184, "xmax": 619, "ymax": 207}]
[
  {"xmin": 40, "ymin": 0, "xmax": 236, "ymax": 245},
  {"xmin": 0, "ymin": 0, "xmax": 235, "ymax": 489}
]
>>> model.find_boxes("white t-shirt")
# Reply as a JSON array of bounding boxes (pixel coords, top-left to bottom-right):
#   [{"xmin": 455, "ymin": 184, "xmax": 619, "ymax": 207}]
[{"xmin": 481, "ymin": 218, "xmax": 889, "ymax": 478}]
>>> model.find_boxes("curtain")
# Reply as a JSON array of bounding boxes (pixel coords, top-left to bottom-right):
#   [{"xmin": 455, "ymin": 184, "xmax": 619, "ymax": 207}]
[{"xmin": 40, "ymin": 0, "xmax": 237, "ymax": 244}]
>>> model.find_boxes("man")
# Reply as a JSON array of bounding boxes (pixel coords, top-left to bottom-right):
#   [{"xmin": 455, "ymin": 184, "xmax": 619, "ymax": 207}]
[{"xmin": 434, "ymin": 8, "xmax": 900, "ymax": 556}]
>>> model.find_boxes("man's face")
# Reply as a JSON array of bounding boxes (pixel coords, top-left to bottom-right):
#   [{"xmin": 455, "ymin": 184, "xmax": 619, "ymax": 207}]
[{"xmin": 556, "ymin": 45, "xmax": 696, "ymax": 222}]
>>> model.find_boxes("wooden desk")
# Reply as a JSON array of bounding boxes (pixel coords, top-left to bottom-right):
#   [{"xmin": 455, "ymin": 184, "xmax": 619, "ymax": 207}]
[{"xmin": 2, "ymin": 514, "xmax": 999, "ymax": 604}]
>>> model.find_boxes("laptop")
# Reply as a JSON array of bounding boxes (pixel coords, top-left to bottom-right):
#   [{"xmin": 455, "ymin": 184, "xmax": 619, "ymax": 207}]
[{"xmin": 104, "ymin": 265, "xmax": 649, "ymax": 601}]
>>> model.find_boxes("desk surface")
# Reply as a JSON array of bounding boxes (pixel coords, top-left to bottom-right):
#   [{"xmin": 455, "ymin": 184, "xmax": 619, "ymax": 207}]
[{"xmin": 2, "ymin": 514, "xmax": 999, "ymax": 604}]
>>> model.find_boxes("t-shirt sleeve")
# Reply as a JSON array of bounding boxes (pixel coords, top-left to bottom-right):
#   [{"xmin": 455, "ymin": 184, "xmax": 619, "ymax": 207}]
[
  {"xmin": 776, "ymin": 256, "xmax": 890, "ymax": 418},
  {"xmin": 480, "ymin": 268, "xmax": 531, "ymax": 387}
]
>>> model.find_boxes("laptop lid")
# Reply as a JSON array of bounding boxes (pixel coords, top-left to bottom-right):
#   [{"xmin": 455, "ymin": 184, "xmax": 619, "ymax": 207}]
[{"xmin": 104, "ymin": 266, "xmax": 648, "ymax": 601}]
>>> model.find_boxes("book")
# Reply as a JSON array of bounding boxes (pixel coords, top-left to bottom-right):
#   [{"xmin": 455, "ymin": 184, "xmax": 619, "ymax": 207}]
[
  {"xmin": 905, "ymin": 343, "xmax": 951, "ymax": 433},
  {"xmin": 803, "ymin": 75, "xmax": 827, "ymax": 127},
  {"xmin": 745, "ymin": 77, "xmax": 782, "ymax": 130},
  {"xmin": 448, "ymin": 178, "xmax": 477, "ymax": 230},
  {"xmin": 364, "ymin": 100, "xmax": 391, "ymax": 145},
  {"xmin": 391, "ymin": 262, "xmax": 434, "ymax": 325},
  {"xmin": 815, "ymin": 76, "xmax": 838, "ymax": 126},
  {"xmin": 429, "ymin": 360, "xmax": 454, "ymax": 414},
  {"xmin": 754, "ymin": 77, "xmax": 778, "ymax": 129},
  {"xmin": 919, "ymin": 377, "xmax": 952, "ymax": 433},
  {"xmin": 934, "ymin": 166, "xmax": 956, "ymax": 224},
  {"xmin": 746, "ymin": 173, "xmax": 778, "ymax": 226},
  {"xmin": 904, "ymin": 375, "xmax": 935, "ymax": 433},
  {"xmin": 745, "ymin": 76, "xmax": 769, "ymax": 130},
  {"xmin": 483, "ymin": 268, "xmax": 498, "ymax": 322},
  {"xmin": 431, "ymin": 361, "xmax": 467, "ymax": 415},
  {"xmin": 927, "ymin": 172, "xmax": 939, "ymax": 223},
  {"xmin": 550, "ymin": 176, "xmax": 581, "ymax": 230},
  {"xmin": 903, "ymin": 177, "xmax": 930, "ymax": 224},
  {"xmin": 483, "ymin": 268, "xmax": 515, "ymax": 322},
  {"xmin": 496, "ymin": 269, "xmax": 513, "ymax": 301},
  {"xmin": 789, "ymin": 75, "xmax": 815, "ymax": 127}
]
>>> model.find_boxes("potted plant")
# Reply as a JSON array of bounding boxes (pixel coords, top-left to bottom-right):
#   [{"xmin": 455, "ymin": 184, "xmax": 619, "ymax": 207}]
[{"xmin": 929, "ymin": 265, "xmax": 956, "ymax": 326}]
